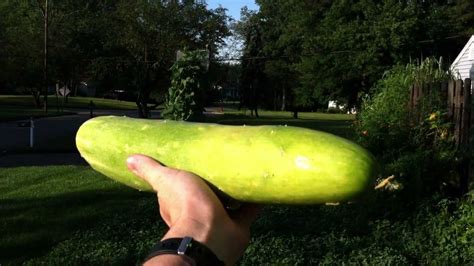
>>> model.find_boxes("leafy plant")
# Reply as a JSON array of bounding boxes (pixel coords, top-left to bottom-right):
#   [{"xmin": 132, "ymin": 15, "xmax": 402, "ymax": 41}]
[
  {"xmin": 162, "ymin": 49, "xmax": 208, "ymax": 121},
  {"xmin": 356, "ymin": 57, "xmax": 457, "ymax": 194}
]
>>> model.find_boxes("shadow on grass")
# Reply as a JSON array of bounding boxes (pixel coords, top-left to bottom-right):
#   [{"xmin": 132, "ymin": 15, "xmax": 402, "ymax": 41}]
[
  {"xmin": 0, "ymin": 188, "xmax": 155, "ymax": 265},
  {"xmin": 203, "ymin": 114, "xmax": 355, "ymax": 139},
  {"xmin": 0, "ymin": 105, "xmax": 76, "ymax": 122}
]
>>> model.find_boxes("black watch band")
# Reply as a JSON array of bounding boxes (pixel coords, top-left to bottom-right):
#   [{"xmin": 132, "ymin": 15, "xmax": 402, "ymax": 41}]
[{"xmin": 143, "ymin": 237, "xmax": 225, "ymax": 266}]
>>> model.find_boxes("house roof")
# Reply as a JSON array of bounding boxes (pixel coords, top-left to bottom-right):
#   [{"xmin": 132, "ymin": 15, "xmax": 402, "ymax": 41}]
[{"xmin": 451, "ymin": 35, "xmax": 474, "ymax": 68}]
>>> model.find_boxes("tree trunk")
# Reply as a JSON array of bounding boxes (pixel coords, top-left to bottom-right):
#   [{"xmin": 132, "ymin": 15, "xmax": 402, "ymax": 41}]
[
  {"xmin": 281, "ymin": 87, "xmax": 286, "ymax": 111},
  {"xmin": 65, "ymin": 80, "xmax": 71, "ymax": 104},
  {"xmin": 293, "ymin": 110, "xmax": 298, "ymax": 119},
  {"xmin": 32, "ymin": 90, "xmax": 41, "ymax": 108},
  {"xmin": 55, "ymin": 83, "xmax": 60, "ymax": 113},
  {"xmin": 273, "ymin": 90, "xmax": 277, "ymax": 111},
  {"xmin": 251, "ymin": 84, "xmax": 259, "ymax": 118},
  {"xmin": 136, "ymin": 91, "xmax": 150, "ymax": 118}
]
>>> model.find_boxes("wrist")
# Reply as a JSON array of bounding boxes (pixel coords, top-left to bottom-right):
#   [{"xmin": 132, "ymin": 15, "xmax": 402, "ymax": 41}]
[
  {"xmin": 163, "ymin": 218, "xmax": 230, "ymax": 265},
  {"xmin": 163, "ymin": 219, "xmax": 213, "ymax": 248}
]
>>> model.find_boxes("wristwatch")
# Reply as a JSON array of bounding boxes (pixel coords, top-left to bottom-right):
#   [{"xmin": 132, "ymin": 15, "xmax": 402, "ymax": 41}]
[{"xmin": 143, "ymin": 237, "xmax": 225, "ymax": 265}]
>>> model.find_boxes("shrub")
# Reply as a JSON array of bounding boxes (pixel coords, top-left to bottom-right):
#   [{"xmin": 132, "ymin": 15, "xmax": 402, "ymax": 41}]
[
  {"xmin": 355, "ymin": 64, "xmax": 414, "ymax": 161},
  {"xmin": 355, "ymin": 58, "xmax": 457, "ymax": 194}
]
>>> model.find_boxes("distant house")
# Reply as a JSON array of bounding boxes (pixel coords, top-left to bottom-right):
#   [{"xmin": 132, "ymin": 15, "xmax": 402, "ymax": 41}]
[{"xmin": 450, "ymin": 35, "xmax": 474, "ymax": 81}]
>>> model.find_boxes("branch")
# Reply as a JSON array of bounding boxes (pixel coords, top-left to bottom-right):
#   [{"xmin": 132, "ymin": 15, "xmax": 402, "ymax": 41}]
[{"xmin": 50, "ymin": 3, "xmax": 90, "ymax": 26}]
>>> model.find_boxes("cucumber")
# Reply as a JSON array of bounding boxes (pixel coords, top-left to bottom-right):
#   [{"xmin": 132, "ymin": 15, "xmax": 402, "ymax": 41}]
[{"xmin": 76, "ymin": 116, "xmax": 377, "ymax": 204}]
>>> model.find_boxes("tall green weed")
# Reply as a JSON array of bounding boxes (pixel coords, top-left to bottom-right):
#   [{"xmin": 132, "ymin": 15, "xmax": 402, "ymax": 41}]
[{"xmin": 162, "ymin": 49, "xmax": 208, "ymax": 121}]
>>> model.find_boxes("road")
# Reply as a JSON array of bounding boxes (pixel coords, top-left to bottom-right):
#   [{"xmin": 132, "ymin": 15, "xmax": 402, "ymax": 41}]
[
  {"xmin": 0, "ymin": 109, "xmax": 161, "ymax": 153},
  {"xmin": 0, "ymin": 152, "xmax": 88, "ymax": 167}
]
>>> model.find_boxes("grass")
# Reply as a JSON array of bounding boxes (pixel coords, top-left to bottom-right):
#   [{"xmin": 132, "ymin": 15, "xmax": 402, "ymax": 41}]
[
  {"xmin": 0, "ymin": 166, "xmax": 160, "ymax": 265},
  {"xmin": 0, "ymin": 107, "xmax": 75, "ymax": 122},
  {"xmin": 1, "ymin": 166, "xmax": 472, "ymax": 265},
  {"xmin": 0, "ymin": 95, "xmax": 138, "ymax": 110},
  {"xmin": 0, "ymin": 95, "xmax": 139, "ymax": 121},
  {"xmin": 205, "ymin": 110, "xmax": 355, "ymax": 139}
]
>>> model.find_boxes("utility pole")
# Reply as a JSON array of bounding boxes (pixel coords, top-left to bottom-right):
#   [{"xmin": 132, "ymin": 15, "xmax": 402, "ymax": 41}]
[{"xmin": 43, "ymin": 0, "xmax": 49, "ymax": 113}]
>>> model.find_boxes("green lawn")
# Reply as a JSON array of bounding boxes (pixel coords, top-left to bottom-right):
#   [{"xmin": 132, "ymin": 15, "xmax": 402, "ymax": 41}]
[
  {"xmin": 0, "ymin": 107, "xmax": 75, "ymax": 122},
  {"xmin": 0, "ymin": 95, "xmax": 138, "ymax": 110},
  {"xmin": 0, "ymin": 95, "xmax": 139, "ymax": 121},
  {"xmin": 1, "ymin": 166, "xmax": 472, "ymax": 265},
  {"xmin": 207, "ymin": 111, "xmax": 356, "ymax": 139},
  {"xmin": 0, "ymin": 166, "xmax": 161, "ymax": 265}
]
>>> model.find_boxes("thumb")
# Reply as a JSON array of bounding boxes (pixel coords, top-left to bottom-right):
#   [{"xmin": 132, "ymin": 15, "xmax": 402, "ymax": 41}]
[{"xmin": 126, "ymin": 154, "xmax": 178, "ymax": 193}]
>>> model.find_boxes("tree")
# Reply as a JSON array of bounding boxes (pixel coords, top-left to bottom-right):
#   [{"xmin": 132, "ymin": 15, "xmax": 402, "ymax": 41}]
[
  {"xmin": 295, "ymin": 0, "xmax": 422, "ymax": 109},
  {"xmin": 246, "ymin": 0, "xmax": 466, "ymax": 111},
  {"xmin": 94, "ymin": 0, "xmax": 230, "ymax": 118},
  {"xmin": 452, "ymin": 0, "xmax": 474, "ymax": 35},
  {"xmin": 0, "ymin": 0, "xmax": 230, "ymax": 117},
  {"xmin": 32, "ymin": 0, "xmax": 50, "ymax": 112},
  {"xmin": 0, "ymin": 1, "xmax": 43, "ymax": 105},
  {"xmin": 0, "ymin": 0, "xmax": 97, "ymax": 106},
  {"xmin": 256, "ymin": 0, "xmax": 327, "ymax": 116},
  {"xmin": 238, "ymin": 8, "xmax": 265, "ymax": 117}
]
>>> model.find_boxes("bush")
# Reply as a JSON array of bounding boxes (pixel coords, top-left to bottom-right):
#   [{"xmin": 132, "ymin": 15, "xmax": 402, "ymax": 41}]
[
  {"xmin": 355, "ymin": 58, "xmax": 457, "ymax": 194},
  {"xmin": 355, "ymin": 64, "xmax": 413, "ymax": 160}
]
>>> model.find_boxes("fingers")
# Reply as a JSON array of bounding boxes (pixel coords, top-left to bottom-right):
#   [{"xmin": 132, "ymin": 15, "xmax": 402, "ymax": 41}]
[
  {"xmin": 126, "ymin": 154, "xmax": 178, "ymax": 193},
  {"xmin": 127, "ymin": 154, "xmax": 261, "ymax": 229}
]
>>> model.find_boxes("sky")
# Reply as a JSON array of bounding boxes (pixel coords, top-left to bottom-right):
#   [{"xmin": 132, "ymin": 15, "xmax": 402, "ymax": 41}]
[{"xmin": 206, "ymin": 0, "xmax": 259, "ymax": 20}]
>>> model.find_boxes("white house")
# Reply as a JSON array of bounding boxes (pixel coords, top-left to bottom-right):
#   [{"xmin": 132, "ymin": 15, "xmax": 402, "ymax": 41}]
[{"xmin": 450, "ymin": 35, "xmax": 474, "ymax": 81}]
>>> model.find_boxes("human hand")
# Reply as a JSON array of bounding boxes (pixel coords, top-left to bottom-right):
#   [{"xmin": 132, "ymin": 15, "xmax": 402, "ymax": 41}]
[{"xmin": 127, "ymin": 154, "xmax": 260, "ymax": 265}]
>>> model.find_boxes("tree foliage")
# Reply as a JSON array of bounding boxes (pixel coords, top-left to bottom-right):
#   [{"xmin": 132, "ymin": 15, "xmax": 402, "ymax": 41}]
[
  {"xmin": 0, "ymin": 0, "xmax": 230, "ymax": 117},
  {"xmin": 239, "ymin": 0, "xmax": 474, "ymax": 112}
]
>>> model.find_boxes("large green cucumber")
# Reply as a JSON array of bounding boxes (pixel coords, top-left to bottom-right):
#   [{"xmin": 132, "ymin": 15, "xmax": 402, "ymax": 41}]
[{"xmin": 76, "ymin": 116, "xmax": 377, "ymax": 204}]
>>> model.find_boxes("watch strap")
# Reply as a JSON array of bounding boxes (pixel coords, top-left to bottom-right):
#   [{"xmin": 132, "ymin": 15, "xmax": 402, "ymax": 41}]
[{"xmin": 143, "ymin": 237, "xmax": 224, "ymax": 265}]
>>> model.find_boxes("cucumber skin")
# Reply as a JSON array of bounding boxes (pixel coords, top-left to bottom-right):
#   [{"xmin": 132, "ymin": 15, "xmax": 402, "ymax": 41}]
[{"xmin": 76, "ymin": 116, "xmax": 377, "ymax": 204}]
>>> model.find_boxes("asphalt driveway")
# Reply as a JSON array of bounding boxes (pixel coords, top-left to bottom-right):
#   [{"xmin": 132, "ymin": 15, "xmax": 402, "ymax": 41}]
[
  {"xmin": 0, "ymin": 109, "xmax": 160, "ymax": 153},
  {"xmin": 0, "ymin": 152, "xmax": 87, "ymax": 167}
]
